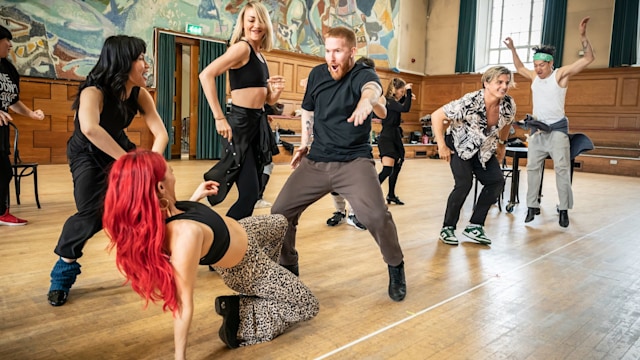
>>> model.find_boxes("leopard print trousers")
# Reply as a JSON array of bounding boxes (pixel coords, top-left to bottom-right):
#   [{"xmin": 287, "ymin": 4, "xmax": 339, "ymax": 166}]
[{"xmin": 213, "ymin": 214, "xmax": 319, "ymax": 345}]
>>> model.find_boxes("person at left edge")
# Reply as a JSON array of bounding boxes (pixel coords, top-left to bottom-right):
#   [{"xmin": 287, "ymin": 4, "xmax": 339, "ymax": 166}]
[
  {"xmin": 0, "ymin": 24, "xmax": 45, "ymax": 226},
  {"xmin": 46, "ymin": 35, "xmax": 169, "ymax": 306}
]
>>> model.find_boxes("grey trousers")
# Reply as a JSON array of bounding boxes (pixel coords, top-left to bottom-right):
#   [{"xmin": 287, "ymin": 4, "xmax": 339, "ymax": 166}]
[
  {"xmin": 271, "ymin": 157, "xmax": 404, "ymax": 267},
  {"xmin": 526, "ymin": 131, "xmax": 573, "ymax": 210}
]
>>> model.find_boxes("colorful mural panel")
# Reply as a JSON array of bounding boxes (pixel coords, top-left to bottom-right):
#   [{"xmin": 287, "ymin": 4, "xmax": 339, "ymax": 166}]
[{"xmin": 0, "ymin": 0, "xmax": 399, "ymax": 81}]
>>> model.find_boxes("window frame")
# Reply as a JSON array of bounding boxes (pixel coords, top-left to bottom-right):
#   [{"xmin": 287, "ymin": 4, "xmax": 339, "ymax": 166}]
[{"xmin": 475, "ymin": 0, "xmax": 544, "ymax": 72}]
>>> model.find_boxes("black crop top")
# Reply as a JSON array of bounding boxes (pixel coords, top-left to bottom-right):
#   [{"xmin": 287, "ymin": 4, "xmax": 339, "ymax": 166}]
[
  {"xmin": 229, "ymin": 40, "xmax": 269, "ymax": 91},
  {"xmin": 165, "ymin": 201, "xmax": 231, "ymax": 265}
]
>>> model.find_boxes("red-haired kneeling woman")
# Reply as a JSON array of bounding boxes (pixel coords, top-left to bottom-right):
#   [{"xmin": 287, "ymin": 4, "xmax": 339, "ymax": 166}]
[{"xmin": 103, "ymin": 150, "xmax": 318, "ymax": 359}]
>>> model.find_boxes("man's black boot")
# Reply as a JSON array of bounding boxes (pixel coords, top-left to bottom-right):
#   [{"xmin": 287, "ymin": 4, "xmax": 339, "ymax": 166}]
[{"xmin": 388, "ymin": 261, "xmax": 406, "ymax": 302}]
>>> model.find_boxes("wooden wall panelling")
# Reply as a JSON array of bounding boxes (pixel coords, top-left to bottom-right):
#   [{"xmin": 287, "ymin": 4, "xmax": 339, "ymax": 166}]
[
  {"xmin": 17, "ymin": 56, "xmax": 640, "ymax": 166},
  {"xmin": 621, "ymin": 78, "xmax": 639, "ymax": 106}
]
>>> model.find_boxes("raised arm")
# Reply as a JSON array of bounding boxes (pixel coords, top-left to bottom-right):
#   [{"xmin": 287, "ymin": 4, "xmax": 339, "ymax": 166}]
[
  {"xmin": 557, "ymin": 17, "xmax": 595, "ymax": 85},
  {"xmin": 387, "ymin": 87, "xmax": 413, "ymax": 113},
  {"xmin": 137, "ymin": 87, "xmax": 169, "ymax": 154},
  {"xmin": 503, "ymin": 37, "xmax": 536, "ymax": 81}
]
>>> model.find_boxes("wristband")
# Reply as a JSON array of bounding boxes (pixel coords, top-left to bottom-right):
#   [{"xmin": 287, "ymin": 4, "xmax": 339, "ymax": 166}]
[{"xmin": 497, "ymin": 138, "xmax": 507, "ymax": 145}]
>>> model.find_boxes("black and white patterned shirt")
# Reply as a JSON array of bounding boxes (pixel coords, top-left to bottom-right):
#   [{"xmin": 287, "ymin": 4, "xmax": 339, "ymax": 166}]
[{"xmin": 443, "ymin": 89, "xmax": 516, "ymax": 167}]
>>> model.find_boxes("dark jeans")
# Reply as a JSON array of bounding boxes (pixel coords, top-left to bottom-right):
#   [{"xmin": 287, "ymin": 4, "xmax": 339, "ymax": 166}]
[
  {"xmin": 443, "ymin": 152, "xmax": 504, "ymax": 228},
  {"xmin": 0, "ymin": 153, "xmax": 11, "ymax": 214},
  {"xmin": 54, "ymin": 155, "xmax": 108, "ymax": 259}
]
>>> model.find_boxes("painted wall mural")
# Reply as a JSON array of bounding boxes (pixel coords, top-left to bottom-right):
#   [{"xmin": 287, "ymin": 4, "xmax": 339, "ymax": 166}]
[{"xmin": 0, "ymin": 0, "xmax": 399, "ymax": 82}]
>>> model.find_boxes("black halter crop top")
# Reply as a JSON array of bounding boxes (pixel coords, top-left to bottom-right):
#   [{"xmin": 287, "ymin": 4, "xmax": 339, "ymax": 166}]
[
  {"xmin": 165, "ymin": 201, "xmax": 231, "ymax": 265},
  {"xmin": 229, "ymin": 40, "xmax": 269, "ymax": 91}
]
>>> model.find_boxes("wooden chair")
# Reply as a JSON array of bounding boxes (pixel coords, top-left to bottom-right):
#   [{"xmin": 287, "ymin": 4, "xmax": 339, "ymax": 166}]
[{"xmin": 8, "ymin": 122, "xmax": 40, "ymax": 208}]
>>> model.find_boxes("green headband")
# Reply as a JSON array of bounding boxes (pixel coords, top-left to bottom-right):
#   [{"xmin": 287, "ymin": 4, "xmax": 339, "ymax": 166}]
[{"xmin": 533, "ymin": 53, "xmax": 553, "ymax": 62}]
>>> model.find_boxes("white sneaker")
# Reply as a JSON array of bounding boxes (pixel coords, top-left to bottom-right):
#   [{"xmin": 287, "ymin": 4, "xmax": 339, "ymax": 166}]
[
  {"xmin": 347, "ymin": 214, "xmax": 367, "ymax": 230},
  {"xmin": 254, "ymin": 199, "xmax": 272, "ymax": 209}
]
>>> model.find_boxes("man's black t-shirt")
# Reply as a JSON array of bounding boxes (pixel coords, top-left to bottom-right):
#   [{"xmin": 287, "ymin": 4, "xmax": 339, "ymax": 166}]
[{"xmin": 302, "ymin": 62, "xmax": 380, "ymax": 162}]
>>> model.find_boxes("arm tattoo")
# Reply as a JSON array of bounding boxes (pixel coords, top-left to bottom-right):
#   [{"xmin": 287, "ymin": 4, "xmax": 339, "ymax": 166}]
[{"xmin": 304, "ymin": 113, "xmax": 314, "ymax": 145}]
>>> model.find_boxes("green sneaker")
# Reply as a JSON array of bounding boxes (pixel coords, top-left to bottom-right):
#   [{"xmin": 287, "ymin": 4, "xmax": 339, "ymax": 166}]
[
  {"xmin": 462, "ymin": 225, "xmax": 492, "ymax": 245},
  {"xmin": 439, "ymin": 226, "xmax": 458, "ymax": 245}
]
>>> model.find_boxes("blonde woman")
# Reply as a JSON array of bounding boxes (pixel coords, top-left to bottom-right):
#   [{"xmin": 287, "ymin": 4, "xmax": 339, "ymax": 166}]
[{"xmin": 200, "ymin": 1, "xmax": 285, "ymax": 220}]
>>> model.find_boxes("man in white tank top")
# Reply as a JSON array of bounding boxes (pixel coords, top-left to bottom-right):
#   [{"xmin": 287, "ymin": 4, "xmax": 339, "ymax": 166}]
[{"xmin": 504, "ymin": 17, "xmax": 594, "ymax": 228}]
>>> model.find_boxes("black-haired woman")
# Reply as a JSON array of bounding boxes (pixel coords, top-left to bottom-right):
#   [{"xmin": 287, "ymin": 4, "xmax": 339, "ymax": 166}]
[{"xmin": 46, "ymin": 35, "xmax": 168, "ymax": 307}]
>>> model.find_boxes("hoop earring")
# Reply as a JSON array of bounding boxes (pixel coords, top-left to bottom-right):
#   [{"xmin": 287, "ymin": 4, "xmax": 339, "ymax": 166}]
[{"xmin": 159, "ymin": 197, "xmax": 170, "ymax": 212}]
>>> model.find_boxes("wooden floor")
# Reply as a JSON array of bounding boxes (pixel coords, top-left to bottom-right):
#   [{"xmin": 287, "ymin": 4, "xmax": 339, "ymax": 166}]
[{"xmin": 2, "ymin": 159, "xmax": 640, "ymax": 360}]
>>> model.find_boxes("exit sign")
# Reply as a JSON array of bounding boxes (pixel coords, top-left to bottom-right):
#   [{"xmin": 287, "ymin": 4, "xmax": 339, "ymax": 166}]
[{"xmin": 185, "ymin": 24, "xmax": 203, "ymax": 35}]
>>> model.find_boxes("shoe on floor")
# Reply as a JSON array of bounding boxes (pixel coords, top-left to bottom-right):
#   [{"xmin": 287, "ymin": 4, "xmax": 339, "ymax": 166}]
[
  {"xmin": 347, "ymin": 214, "xmax": 366, "ymax": 230},
  {"xmin": 47, "ymin": 290, "xmax": 68, "ymax": 307},
  {"xmin": 462, "ymin": 225, "xmax": 492, "ymax": 245},
  {"xmin": 0, "ymin": 210, "xmax": 28, "ymax": 226},
  {"xmin": 214, "ymin": 295, "xmax": 241, "ymax": 349},
  {"xmin": 559, "ymin": 210, "xmax": 569, "ymax": 228},
  {"xmin": 388, "ymin": 262, "xmax": 406, "ymax": 301},
  {"xmin": 439, "ymin": 226, "xmax": 458, "ymax": 245},
  {"xmin": 326, "ymin": 211, "xmax": 346, "ymax": 226},
  {"xmin": 524, "ymin": 207, "xmax": 540, "ymax": 223},
  {"xmin": 254, "ymin": 199, "xmax": 272, "ymax": 209},
  {"xmin": 48, "ymin": 258, "xmax": 82, "ymax": 306}
]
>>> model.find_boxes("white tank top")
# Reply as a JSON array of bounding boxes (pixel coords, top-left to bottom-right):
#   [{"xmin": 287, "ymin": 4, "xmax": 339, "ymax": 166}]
[{"xmin": 531, "ymin": 69, "xmax": 567, "ymax": 125}]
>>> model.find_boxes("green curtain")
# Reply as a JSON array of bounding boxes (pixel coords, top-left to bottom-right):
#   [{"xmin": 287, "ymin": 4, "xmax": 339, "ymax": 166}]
[
  {"xmin": 197, "ymin": 40, "xmax": 227, "ymax": 159},
  {"xmin": 455, "ymin": 0, "xmax": 476, "ymax": 73},
  {"xmin": 610, "ymin": 0, "xmax": 639, "ymax": 67},
  {"xmin": 541, "ymin": 0, "xmax": 567, "ymax": 67},
  {"xmin": 156, "ymin": 33, "xmax": 176, "ymax": 160}
]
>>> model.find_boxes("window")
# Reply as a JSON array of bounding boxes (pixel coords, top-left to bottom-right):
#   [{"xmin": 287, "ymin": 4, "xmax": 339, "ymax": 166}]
[{"xmin": 475, "ymin": 0, "xmax": 545, "ymax": 72}]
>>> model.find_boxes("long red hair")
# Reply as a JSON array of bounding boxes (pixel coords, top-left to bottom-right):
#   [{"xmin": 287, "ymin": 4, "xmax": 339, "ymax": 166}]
[{"xmin": 103, "ymin": 150, "xmax": 180, "ymax": 313}]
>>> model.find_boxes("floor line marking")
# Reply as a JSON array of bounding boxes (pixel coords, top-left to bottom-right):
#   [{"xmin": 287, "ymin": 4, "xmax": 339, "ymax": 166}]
[{"xmin": 314, "ymin": 214, "xmax": 635, "ymax": 360}]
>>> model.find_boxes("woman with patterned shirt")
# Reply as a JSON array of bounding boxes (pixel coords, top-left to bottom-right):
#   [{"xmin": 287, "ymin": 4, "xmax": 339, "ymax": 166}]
[{"xmin": 431, "ymin": 66, "xmax": 516, "ymax": 246}]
